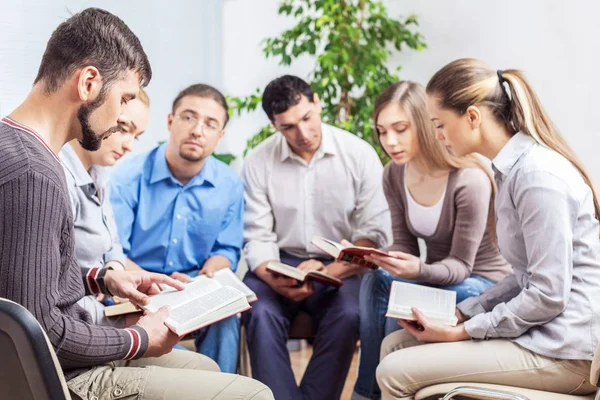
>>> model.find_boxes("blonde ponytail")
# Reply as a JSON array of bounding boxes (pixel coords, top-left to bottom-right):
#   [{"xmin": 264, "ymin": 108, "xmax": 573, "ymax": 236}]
[{"xmin": 427, "ymin": 58, "xmax": 600, "ymax": 223}]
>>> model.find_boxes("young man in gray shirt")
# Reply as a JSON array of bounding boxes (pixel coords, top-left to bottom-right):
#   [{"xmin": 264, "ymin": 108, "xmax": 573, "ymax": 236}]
[{"xmin": 0, "ymin": 7, "xmax": 272, "ymax": 400}]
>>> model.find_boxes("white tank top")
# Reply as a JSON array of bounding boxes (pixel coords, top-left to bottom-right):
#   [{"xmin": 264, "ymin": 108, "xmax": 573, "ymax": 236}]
[{"xmin": 404, "ymin": 171, "xmax": 447, "ymax": 237}]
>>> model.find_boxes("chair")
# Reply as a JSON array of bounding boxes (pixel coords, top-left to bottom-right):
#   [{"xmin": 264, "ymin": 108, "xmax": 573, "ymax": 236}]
[
  {"xmin": 414, "ymin": 345, "xmax": 600, "ymax": 400},
  {"xmin": 0, "ymin": 297, "xmax": 71, "ymax": 400}
]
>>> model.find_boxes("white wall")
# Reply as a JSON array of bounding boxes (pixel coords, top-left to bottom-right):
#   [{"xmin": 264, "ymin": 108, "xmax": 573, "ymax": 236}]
[
  {"xmin": 0, "ymin": 0, "xmax": 222, "ymax": 155},
  {"xmin": 2, "ymin": 1, "xmax": 599, "ymax": 179},
  {"xmin": 222, "ymin": 0, "xmax": 600, "ymax": 180}
]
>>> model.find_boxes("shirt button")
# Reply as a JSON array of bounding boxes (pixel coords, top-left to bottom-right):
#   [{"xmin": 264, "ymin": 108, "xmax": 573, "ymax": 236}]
[
  {"xmin": 168, "ymin": 261, "xmax": 174, "ymax": 266},
  {"xmin": 113, "ymin": 388, "xmax": 123, "ymax": 396},
  {"xmin": 172, "ymin": 238, "xmax": 178, "ymax": 244},
  {"xmin": 176, "ymin": 214, "xmax": 182, "ymax": 220}
]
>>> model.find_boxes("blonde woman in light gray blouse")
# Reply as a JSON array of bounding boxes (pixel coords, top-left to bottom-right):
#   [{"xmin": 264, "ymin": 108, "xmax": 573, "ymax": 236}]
[
  {"xmin": 60, "ymin": 90, "xmax": 150, "ymax": 327},
  {"xmin": 375, "ymin": 58, "xmax": 600, "ymax": 399}
]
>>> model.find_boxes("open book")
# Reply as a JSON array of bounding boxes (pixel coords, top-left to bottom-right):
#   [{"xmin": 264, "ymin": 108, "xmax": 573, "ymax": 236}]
[
  {"xmin": 311, "ymin": 236, "xmax": 392, "ymax": 269},
  {"xmin": 266, "ymin": 261, "xmax": 343, "ymax": 287},
  {"xmin": 104, "ymin": 269, "xmax": 256, "ymax": 335},
  {"xmin": 385, "ymin": 281, "xmax": 458, "ymax": 326}
]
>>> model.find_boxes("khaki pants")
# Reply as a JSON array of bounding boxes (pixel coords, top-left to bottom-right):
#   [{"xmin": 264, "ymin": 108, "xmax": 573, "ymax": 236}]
[
  {"xmin": 67, "ymin": 349, "xmax": 273, "ymax": 400},
  {"xmin": 376, "ymin": 330, "xmax": 595, "ymax": 400}
]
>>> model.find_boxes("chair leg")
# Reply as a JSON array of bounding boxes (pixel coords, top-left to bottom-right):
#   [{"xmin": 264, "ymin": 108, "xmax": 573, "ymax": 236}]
[
  {"xmin": 237, "ymin": 323, "xmax": 252, "ymax": 377},
  {"xmin": 441, "ymin": 386, "xmax": 530, "ymax": 400}
]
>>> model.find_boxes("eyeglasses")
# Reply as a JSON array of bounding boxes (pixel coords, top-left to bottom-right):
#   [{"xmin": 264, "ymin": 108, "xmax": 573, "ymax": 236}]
[{"xmin": 174, "ymin": 114, "xmax": 222, "ymax": 135}]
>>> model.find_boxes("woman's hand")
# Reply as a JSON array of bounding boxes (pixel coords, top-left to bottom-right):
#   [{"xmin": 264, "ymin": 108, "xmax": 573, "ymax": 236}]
[
  {"xmin": 398, "ymin": 307, "xmax": 470, "ymax": 343},
  {"xmin": 364, "ymin": 251, "xmax": 421, "ymax": 279}
]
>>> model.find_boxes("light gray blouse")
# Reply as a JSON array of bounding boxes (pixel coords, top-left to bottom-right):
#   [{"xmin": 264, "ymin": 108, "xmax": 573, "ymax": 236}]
[
  {"xmin": 60, "ymin": 144, "xmax": 126, "ymax": 269},
  {"xmin": 458, "ymin": 132, "xmax": 600, "ymax": 360}
]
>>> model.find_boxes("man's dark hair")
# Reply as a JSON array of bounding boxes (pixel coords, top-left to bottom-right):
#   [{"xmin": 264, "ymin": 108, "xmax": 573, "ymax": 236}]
[
  {"xmin": 172, "ymin": 84, "xmax": 229, "ymax": 127},
  {"xmin": 262, "ymin": 75, "xmax": 314, "ymax": 121},
  {"xmin": 34, "ymin": 8, "xmax": 152, "ymax": 94}
]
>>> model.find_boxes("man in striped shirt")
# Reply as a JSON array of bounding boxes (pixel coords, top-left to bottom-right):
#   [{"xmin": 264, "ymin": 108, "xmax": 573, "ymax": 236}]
[{"xmin": 0, "ymin": 8, "xmax": 272, "ymax": 400}]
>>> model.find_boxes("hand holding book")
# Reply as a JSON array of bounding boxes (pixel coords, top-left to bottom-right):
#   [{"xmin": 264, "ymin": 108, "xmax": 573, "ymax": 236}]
[
  {"xmin": 364, "ymin": 251, "xmax": 420, "ymax": 279},
  {"xmin": 398, "ymin": 307, "xmax": 470, "ymax": 343}
]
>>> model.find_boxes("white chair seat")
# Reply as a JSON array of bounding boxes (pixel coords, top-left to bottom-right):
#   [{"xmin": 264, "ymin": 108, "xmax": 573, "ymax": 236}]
[{"xmin": 415, "ymin": 382, "xmax": 594, "ymax": 400}]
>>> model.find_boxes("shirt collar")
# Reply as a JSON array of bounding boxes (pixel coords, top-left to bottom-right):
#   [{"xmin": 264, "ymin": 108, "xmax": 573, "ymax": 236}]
[
  {"xmin": 278, "ymin": 123, "xmax": 337, "ymax": 163},
  {"xmin": 60, "ymin": 143, "xmax": 94, "ymax": 187},
  {"xmin": 492, "ymin": 132, "xmax": 536, "ymax": 177},
  {"xmin": 149, "ymin": 143, "xmax": 216, "ymax": 187}
]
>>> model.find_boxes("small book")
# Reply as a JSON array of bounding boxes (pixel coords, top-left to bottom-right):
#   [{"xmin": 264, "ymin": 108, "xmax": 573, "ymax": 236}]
[
  {"xmin": 266, "ymin": 261, "xmax": 343, "ymax": 288},
  {"xmin": 310, "ymin": 236, "xmax": 392, "ymax": 269},
  {"xmin": 104, "ymin": 269, "xmax": 257, "ymax": 335},
  {"xmin": 385, "ymin": 281, "xmax": 458, "ymax": 326}
]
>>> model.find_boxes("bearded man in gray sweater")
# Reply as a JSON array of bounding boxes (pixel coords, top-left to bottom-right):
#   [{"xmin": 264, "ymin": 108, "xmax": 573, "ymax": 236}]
[{"xmin": 0, "ymin": 7, "xmax": 272, "ymax": 400}]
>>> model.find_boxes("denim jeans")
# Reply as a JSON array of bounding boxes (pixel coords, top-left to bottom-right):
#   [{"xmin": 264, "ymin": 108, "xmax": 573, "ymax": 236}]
[
  {"xmin": 192, "ymin": 315, "xmax": 240, "ymax": 373},
  {"xmin": 352, "ymin": 268, "xmax": 494, "ymax": 399}
]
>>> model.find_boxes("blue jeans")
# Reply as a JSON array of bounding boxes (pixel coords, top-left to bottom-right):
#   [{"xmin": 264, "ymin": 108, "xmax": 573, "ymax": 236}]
[
  {"xmin": 353, "ymin": 268, "xmax": 494, "ymax": 399},
  {"xmin": 192, "ymin": 315, "xmax": 240, "ymax": 373}
]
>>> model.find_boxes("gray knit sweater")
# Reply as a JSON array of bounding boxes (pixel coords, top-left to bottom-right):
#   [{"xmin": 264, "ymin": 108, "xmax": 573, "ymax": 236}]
[{"xmin": 0, "ymin": 117, "xmax": 147, "ymax": 380}]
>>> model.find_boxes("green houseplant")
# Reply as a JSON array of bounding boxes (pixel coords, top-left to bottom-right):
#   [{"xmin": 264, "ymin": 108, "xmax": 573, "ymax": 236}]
[{"xmin": 229, "ymin": 0, "xmax": 427, "ymax": 162}]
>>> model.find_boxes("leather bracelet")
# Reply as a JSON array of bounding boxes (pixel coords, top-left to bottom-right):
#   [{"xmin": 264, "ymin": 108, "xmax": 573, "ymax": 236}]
[{"xmin": 96, "ymin": 266, "xmax": 114, "ymax": 296}]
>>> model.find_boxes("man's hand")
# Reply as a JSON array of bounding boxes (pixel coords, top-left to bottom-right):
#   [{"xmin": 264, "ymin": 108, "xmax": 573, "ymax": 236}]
[
  {"xmin": 170, "ymin": 271, "xmax": 193, "ymax": 283},
  {"xmin": 325, "ymin": 261, "xmax": 358, "ymax": 280},
  {"xmin": 104, "ymin": 269, "xmax": 185, "ymax": 306},
  {"xmin": 398, "ymin": 308, "xmax": 470, "ymax": 343},
  {"xmin": 198, "ymin": 255, "xmax": 231, "ymax": 278},
  {"xmin": 297, "ymin": 259, "xmax": 325, "ymax": 273},
  {"xmin": 364, "ymin": 251, "xmax": 420, "ymax": 279},
  {"xmin": 105, "ymin": 260, "xmax": 126, "ymax": 271},
  {"xmin": 254, "ymin": 262, "xmax": 314, "ymax": 302},
  {"xmin": 124, "ymin": 258, "xmax": 162, "ymax": 295},
  {"xmin": 135, "ymin": 306, "xmax": 181, "ymax": 357},
  {"xmin": 278, "ymin": 281, "xmax": 315, "ymax": 302}
]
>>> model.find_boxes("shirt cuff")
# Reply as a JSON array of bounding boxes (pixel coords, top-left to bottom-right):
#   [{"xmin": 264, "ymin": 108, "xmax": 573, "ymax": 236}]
[
  {"xmin": 463, "ymin": 312, "xmax": 494, "ymax": 339},
  {"xmin": 208, "ymin": 250, "xmax": 239, "ymax": 272},
  {"xmin": 351, "ymin": 231, "xmax": 388, "ymax": 249},
  {"xmin": 244, "ymin": 241, "xmax": 280, "ymax": 272},
  {"xmin": 84, "ymin": 267, "xmax": 107, "ymax": 295},
  {"xmin": 457, "ymin": 296, "xmax": 488, "ymax": 318},
  {"xmin": 123, "ymin": 325, "xmax": 148, "ymax": 360},
  {"xmin": 104, "ymin": 249, "xmax": 127, "ymax": 268}
]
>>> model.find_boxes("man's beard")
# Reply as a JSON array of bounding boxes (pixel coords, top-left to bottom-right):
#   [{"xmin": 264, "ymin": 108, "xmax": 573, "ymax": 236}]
[
  {"xmin": 179, "ymin": 146, "xmax": 204, "ymax": 162},
  {"xmin": 77, "ymin": 95, "xmax": 120, "ymax": 151}
]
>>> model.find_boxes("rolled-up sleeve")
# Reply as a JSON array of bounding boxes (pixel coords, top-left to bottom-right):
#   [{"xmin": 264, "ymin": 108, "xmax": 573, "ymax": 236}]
[
  {"xmin": 242, "ymin": 157, "xmax": 280, "ymax": 271},
  {"xmin": 464, "ymin": 171, "xmax": 576, "ymax": 339},
  {"xmin": 351, "ymin": 146, "xmax": 391, "ymax": 248}
]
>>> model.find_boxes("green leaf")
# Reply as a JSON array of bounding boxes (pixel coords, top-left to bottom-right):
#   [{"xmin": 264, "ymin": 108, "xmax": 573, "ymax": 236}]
[
  {"xmin": 213, "ymin": 153, "xmax": 236, "ymax": 165},
  {"xmin": 231, "ymin": 0, "xmax": 426, "ymax": 165}
]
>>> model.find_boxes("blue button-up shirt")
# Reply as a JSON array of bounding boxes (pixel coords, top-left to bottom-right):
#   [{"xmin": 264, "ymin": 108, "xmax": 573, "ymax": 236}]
[{"xmin": 110, "ymin": 144, "xmax": 244, "ymax": 275}]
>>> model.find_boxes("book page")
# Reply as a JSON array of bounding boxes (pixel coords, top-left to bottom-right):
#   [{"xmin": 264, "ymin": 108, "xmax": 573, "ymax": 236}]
[
  {"xmin": 310, "ymin": 236, "xmax": 343, "ymax": 258},
  {"xmin": 166, "ymin": 286, "xmax": 245, "ymax": 328},
  {"xmin": 143, "ymin": 277, "xmax": 222, "ymax": 313},
  {"xmin": 266, "ymin": 261, "xmax": 305, "ymax": 281},
  {"xmin": 213, "ymin": 269, "xmax": 257, "ymax": 302},
  {"xmin": 387, "ymin": 281, "xmax": 457, "ymax": 325},
  {"xmin": 166, "ymin": 296, "xmax": 250, "ymax": 336}
]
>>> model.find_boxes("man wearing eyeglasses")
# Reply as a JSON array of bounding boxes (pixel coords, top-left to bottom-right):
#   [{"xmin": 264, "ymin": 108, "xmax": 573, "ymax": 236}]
[{"xmin": 110, "ymin": 84, "xmax": 244, "ymax": 373}]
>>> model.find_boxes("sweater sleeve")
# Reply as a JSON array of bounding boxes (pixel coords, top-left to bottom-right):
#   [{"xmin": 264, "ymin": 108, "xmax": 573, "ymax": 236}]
[
  {"xmin": 0, "ymin": 171, "xmax": 148, "ymax": 370},
  {"xmin": 417, "ymin": 168, "xmax": 493, "ymax": 285}
]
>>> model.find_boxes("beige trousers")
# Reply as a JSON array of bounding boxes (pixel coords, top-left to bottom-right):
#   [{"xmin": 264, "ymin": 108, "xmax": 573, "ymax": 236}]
[
  {"xmin": 67, "ymin": 349, "xmax": 273, "ymax": 400},
  {"xmin": 376, "ymin": 329, "xmax": 595, "ymax": 400}
]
